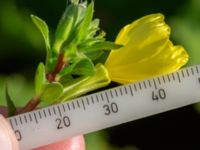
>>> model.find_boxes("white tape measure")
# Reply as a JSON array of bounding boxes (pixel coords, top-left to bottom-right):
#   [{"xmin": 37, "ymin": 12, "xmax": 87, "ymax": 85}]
[{"xmin": 7, "ymin": 64, "xmax": 200, "ymax": 150}]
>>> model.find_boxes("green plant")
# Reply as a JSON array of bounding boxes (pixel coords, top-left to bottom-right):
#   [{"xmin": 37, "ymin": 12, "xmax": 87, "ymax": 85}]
[
  {"xmin": 5, "ymin": 0, "xmax": 121, "ymax": 116},
  {"xmin": 4, "ymin": 0, "xmax": 189, "ymax": 117}
]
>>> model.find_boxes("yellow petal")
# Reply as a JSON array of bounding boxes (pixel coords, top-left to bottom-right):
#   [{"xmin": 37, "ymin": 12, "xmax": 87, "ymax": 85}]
[{"xmin": 105, "ymin": 13, "xmax": 189, "ymax": 84}]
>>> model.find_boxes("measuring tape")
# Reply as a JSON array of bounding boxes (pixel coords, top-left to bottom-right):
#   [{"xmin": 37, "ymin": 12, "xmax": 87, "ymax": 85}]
[{"xmin": 7, "ymin": 64, "xmax": 200, "ymax": 150}]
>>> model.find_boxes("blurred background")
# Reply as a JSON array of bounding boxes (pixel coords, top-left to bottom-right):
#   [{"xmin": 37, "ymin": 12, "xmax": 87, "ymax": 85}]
[{"xmin": 0, "ymin": 0, "xmax": 200, "ymax": 149}]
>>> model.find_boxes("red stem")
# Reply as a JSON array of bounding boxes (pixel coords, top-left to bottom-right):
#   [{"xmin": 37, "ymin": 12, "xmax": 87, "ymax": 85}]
[
  {"xmin": 46, "ymin": 53, "xmax": 66, "ymax": 82},
  {"xmin": 16, "ymin": 54, "xmax": 67, "ymax": 114},
  {"xmin": 15, "ymin": 96, "xmax": 40, "ymax": 115}
]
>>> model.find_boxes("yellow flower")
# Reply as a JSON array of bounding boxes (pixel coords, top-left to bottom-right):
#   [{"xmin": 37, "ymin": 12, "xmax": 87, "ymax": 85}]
[{"xmin": 105, "ymin": 13, "xmax": 189, "ymax": 84}]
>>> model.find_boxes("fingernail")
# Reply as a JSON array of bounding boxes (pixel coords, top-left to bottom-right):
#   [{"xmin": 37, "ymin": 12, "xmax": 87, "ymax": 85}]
[{"xmin": 0, "ymin": 114, "xmax": 19, "ymax": 150}]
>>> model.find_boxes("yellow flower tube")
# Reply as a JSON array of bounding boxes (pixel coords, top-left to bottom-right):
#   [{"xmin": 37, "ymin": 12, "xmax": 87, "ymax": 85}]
[{"xmin": 105, "ymin": 13, "xmax": 189, "ymax": 84}]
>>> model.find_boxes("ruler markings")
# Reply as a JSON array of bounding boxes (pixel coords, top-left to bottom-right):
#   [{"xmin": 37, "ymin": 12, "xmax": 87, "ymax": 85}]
[
  {"xmin": 52, "ymin": 106, "xmax": 56, "ymax": 115},
  {"xmin": 57, "ymin": 105, "xmax": 62, "ymax": 117},
  {"xmin": 24, "ymin": 114, "xmax": 28, "ymax": 123},
  {"xmin": 33, "ymin": 112, "xmax": 38, "ymax": 124},
  {"xmin": 62, "ymin": 104, "xmax": 66, "ymax": 112},
  {"xmin": 128, "ymin": 85, "xmax": 134, "ymax": 96},
  {"xmin": 105, "ymin": 92, "xmax": 110, "ymax": 103},
  {"xmin": 81, "ymin": 99, "xmax": 86, "ymax": 110},
  {"xmin": 7, "ymin": 64, "xmax": 200, "ymax": 150},
  {"xmin": 124, "ymin": 86, "xmax": 128, "ymax": 94}
]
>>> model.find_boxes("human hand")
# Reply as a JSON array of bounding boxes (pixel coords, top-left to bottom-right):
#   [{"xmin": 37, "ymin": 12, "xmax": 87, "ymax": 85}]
[{"xmin": 0, "ymin": 114, "xmax": 85, "ymax": 150}]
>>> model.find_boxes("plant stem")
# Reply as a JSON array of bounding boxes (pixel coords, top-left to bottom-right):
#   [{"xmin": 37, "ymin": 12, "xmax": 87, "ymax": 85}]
[
  {"xmin": 15, "ymin": 96, "xmax": 40, "ymax": 114},
  {"xmin": 46, "ymin": 53, "xmax": 66, "ymax": 82},
  {"xmin": 16, "ymin": 54, "xmax": 68, "ymax": 114}
]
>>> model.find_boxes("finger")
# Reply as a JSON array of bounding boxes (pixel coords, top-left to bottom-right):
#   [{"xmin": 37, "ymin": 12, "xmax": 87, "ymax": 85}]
[
  {"xmin": 0, "ymin": 114, "xmax": 19, "ymax": 150},
  {"xmin": 33, "ymin": 135, "xmax": 85, "ymax": 150}
]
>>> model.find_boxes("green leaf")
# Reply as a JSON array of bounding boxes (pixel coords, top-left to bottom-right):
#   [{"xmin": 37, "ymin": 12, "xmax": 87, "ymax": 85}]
[
  {"xmin": 86, "ymin": 19, "xmax": 100, "ymax": 39},
  {"xmin": 5, "ymin": 86, "xmax": 16, "ymax": 117},
  {"xmin": 84, "ymin": 50, "xmax": 103, "ymax": 61},
  {"xmin": 40, "ymin": 82, "xmax": 63, "ymax": 104},
  {"xmin": 59, "ymin": 56, "xmax": 95, "ymax": 77},
  {"xmin": 35, "ymin": 63, "xmax": 46, "ymax": 95},
  {"xmin": 72, "ymin": 57, "xmax": 95, "ymax": 75},
  {"xmin": 77, "ymin": 1, "xmax": 94, "ymax": 42},
  {"xmin": 31, "ymin": 15, "xmax": 51, "ymax": 52},
  {"xmin": 54, "ymin": 4, "xmax": 78, "ymax": 53},
  {"xmin": 79, "ymin": 41, "xmax": 122, "ymax": 52},
  {"xmin": 57, "ymin": 64, "xmax": 111, "ymax": 102},
  {"xmin": 70, "ymin": 0, "xmax": 79, "ymax": 5}
]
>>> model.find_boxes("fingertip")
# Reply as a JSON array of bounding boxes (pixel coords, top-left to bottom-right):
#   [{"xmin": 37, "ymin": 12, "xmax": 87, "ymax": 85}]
[
  {"xmin": 0, "ymin": 114, "xmax": 20, "ymax": 150},
  {"xmin": 34, "ymin": 135, "xmax": 85, "ymax": 150}
]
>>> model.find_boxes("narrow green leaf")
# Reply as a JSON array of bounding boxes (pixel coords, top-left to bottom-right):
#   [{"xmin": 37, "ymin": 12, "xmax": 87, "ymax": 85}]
[
  {"xmin": 31, "ymin": 15, "xmax": 51, "ymax": 51},
  {"xmin": 72, "ymin": 58, "xmax": 95, "ymax": 76},
  {"xmin": 80, "ymin": 41, "xmax": 123, "ymax": 52},
  {"xmin": 54, "ymin": 4, "xmax": 78, "ymax": 53},
  {"xmin": 35, "ymin": 63, "xmax": 46, "ymax": 95},
  {"xmin": 5, "ymin": 86, "xmax": 16, "ymax": 117},
  {"xmin": 84, "ymin": 50, "xmax": 103, "ymax": 61},
  {"xmin": 59, "ymin": 56, "xmax": 94, "ymax": 77},
  {"xmin": 86, "ymin": 19, "xmax": 100, "ymax": 38},
  {"xmin": 40, "ymin": 82, "xmax": 63, "ymax": 104},
  {"xmin": 70, "ymin": 0, "xmax": 79, "ymax": 4},
  {"xmin": 77, "ymin": 1, "xmax": 94, "ymax": 42}
]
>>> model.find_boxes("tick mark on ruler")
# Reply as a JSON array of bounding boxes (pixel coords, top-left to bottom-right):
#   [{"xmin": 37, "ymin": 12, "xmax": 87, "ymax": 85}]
[
  {"xmin": 33, "ymin": 112, "xmax": 38, "ymax": 124},
  {"xmin": 29, "ymin": 114, "xmax": 32, "ymax": 122},
  {"xmin": 124, "ymin": 86, "xmax": 128, "ymax": 94},
  {"xmin": 81, "ymin": 99, "xmax": 86, "ymax": 110},
  {"xmin": 100, "ymin": 93, "xmax": 104, "ymax": 101},
  {"xmin": 143, "ymin": 81, "xmax": 147, "ymax": 88},
  {"xmin": 119, "ymin": 87, "xmax": 123, "ymax": 95},
  {"xmin": 43, "ymin": 109, "xmax": 47, "ymax": 117},
  {"xmin": 67, "ymin": 103, "xmax": 71, "ymax": 111},
  {"xmin": 134, "ymin": 84, "xmax": 137, "ymax": 91},
  {"xmin": 128, "ymin": 85, "xmax": 133, "ymax": 96},
  {"xmin": 9, "ymin": 119, "xmax": 14, "ymax": 129},
  {"xmin": 48, "ymin": 108, "xmax": 52, "ymax": 116},
  {"xmin": 105, "ymin": 92, "xmax": 110, "ymax": 103},
  {"xmin": 172, "ymin": 73, "xmax": 175, "ymax": 80},
  {"xmin": 110, "ymin": 90, "xmax": 114, "ymax": 98},
  {"xmin": 148, "ymin": 80, "xmax": 152, "ymax": 87},
  {"xmin": 176, "ymin": 72, "xmax": 181, "ymax": 83},
  {"xmin": 38, "ymin": 111, "xmax": 42, "ymax": 119},
  {"xmin": 91, "ymin": 96, "xmax": 95, "ymax": 104},
  {"xmin": 62, "ymin": 104, "xmax": 66, "ymax": 112},
  {"xmin": 24, "ymin": 114, "xmax": 27, "ymax": 123},
  {"xmin": 19, "ymin": 116, "xmax": 23, "ymax": 125},
  {"xmin": 157, "ymin": 77, "xmax": 161, "ymax": 85},
  {"xmin": 53, "ymin": 107, "xmax": 56, "ymax": 115},
  {"xmin": 86, "ymin": 97, "xmax": 90, "ymax": 105},
  {"xmin": 162, "ymin": 76, "xmax": 166, "ymax": 83},
  {"xmin": 76, "ymin": 100, "xmax": 81, "ymax": 108},
  {"xmin": 186, "ymin": 69, "xmax": 190, "ymax": 76},
  {"xmin": 138, "ymin": 83, "xmax": 142, "ymax": 90},
  {"xmin": 153, "ymin": 78, "xmax": 157, "ymax": 89},
  {"xmin": 191, "ymin": 67, "xmax": 194, "ymax": 75},
  {"xmin": 57, "ymin": 106, "xmax": 62, "ymax": 117},
  {"xmin": 96, "ymin": 95, "xmax": 99, "ymax": 102},
  {"xmin": 196, "ymin": 66, "xmax": 199, "ymax": 73},
  {"xmin": 114, "ymin": 89, "xmax": 118, "ymax": 97},
  {"xmin": 14, "ymin": 118, "xmax": 18, "ymax": 126},
  {"xmin": 167, "ymin": 75, "xmax": 171, "ymax": 82},
  {"xmin": 72, "ymin": 101, "xmax": 75, "ymax": 109},
  {"xmin": 181, "ymin": 70, "xmax": 185, "ymax": 78}
]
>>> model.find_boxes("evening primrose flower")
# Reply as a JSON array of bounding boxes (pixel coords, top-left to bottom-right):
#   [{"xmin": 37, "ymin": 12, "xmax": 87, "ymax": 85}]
[{"xmin": 105, "ymin": 13, "xmax": 189, "ymax": 84}]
